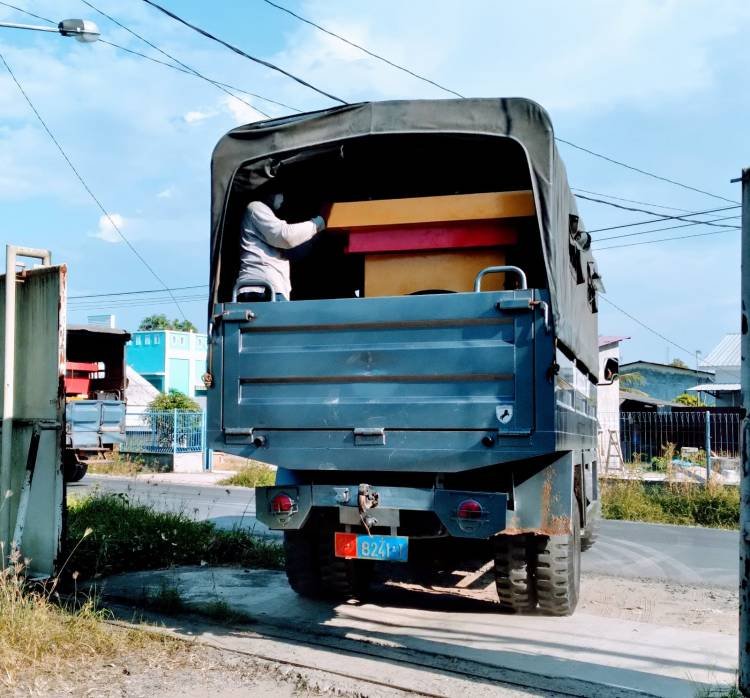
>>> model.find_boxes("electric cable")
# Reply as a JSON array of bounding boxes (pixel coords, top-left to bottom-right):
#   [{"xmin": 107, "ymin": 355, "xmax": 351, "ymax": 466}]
[
  {"xmin": 82, "ymin": 0, "xmax": 270, "ymax": 118},
  {"xmin": 140, "ymin": 0, "xmax": 348, "ymax": 105},
  {"xmin": 260, "ymin": 0, "xmax": 464, "ymax": 99},
  {"xmin": 571, "ymin": 187, "xmax": 694, "ymax": 213},
  {"xmin": 598, "ymin": 296, "xmax": 694, "ymax": 358},
  {"xmin": 0, "ymin": 48, "xmax": 188, "ymax": 320},
  {"xmin": 596, "ymin": 214, "xmax": 740, "ymax": 243},
  {"xmin": 69, "ymin": 284, "xmax": 207, "ymax": 299},
  {"xmin": 595, "ymin": 226, "xmax": 737, "ymax": 251},
  {"xmin": 576, "ymin": 196, "xmax": 740, "ymax": 232},
  {"xmin": 0, "ymin": 0, "xmax": 53, "ymax": 24},
  {"xmin": 559, "ymin": 138, "xmax": 738, "ymax": 205}
]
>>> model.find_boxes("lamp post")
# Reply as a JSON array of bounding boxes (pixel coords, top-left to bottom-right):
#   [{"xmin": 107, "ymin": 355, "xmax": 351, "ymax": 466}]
[{"xmin": 0, "ymin": 18, "xmax": 100, "ymax": 42}]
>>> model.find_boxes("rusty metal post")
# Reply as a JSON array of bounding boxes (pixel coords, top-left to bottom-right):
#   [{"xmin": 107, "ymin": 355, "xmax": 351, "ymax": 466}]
[{"xmin": 738, "ymin": 167, "xmax": 750, "ymax": 697}]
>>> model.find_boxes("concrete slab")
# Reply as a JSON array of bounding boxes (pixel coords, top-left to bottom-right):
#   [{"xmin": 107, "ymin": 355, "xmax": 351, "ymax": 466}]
[{"xmin": 98, "ymin": 566, "xmax": 737, "ymax": 698}]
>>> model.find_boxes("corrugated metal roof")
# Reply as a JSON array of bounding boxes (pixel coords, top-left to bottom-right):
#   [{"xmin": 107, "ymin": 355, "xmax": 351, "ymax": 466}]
[
  {"xmin": 687, "ymin": 383, "xmax": 740, "ymax": 392},
  {"xmin": 599, "ymin": 335, "xmax": 629, "ymax": 348},
  {"xmin": 700, "ymin": 334, "xmax": 740, "ymax": 368}
]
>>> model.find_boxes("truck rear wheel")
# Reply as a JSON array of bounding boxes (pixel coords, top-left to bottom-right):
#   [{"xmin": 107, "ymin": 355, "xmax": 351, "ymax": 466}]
[
  {"xmin": 535, "ymin": 515, "xmax": 581, "ymax": 616},
  {"xmin": 493, "ymin": 534, "xmax": 537, "ymax": 613},
  {"xmin": 283, "ymin": 528, "xmax": 322, "ymax": 598},
  {"xmin": 283, "ymin": 522, "xmax": 373, "ymax": 600}
]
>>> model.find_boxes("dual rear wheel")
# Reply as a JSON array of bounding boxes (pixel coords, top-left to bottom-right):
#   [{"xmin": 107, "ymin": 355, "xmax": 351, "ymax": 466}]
[{"xmin": 494, "ymin": 515, "xmax": 581, "ymax": 616}]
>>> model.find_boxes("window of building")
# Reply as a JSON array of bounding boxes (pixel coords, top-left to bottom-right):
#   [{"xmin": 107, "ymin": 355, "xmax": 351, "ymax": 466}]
[
  {"xmin": 145, "ymin": 336, "xmax": 151, "ymax": 345},
  {"xmin": 135, "ymin": 336, "xmax": 141, "ymax": 346},
  {"xmin": 154, "ymin": 335, "xmax": 160, "ymax": 345}
]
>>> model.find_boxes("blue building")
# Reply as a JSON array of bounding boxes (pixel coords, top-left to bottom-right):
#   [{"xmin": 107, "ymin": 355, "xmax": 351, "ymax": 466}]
[
  {"xmin": 619, "ymin": 360, "xmax": 714, "ymax": 403},
  {"xmin": 127, "ymin": 330, "xmax": 208, "ymax": 398}
]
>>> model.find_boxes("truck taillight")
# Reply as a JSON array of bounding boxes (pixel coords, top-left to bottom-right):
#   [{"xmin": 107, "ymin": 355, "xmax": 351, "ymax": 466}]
[
  {"xmin": 270, "ymin": 493, "xmax": 296, "ymax": 515},
  {"xmin": 457, "ymin": 499, "xmax": 483, "ymax": 520}
]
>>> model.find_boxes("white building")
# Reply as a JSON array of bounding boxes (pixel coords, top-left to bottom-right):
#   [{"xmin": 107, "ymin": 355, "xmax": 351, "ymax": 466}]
[
  {"xmin": 597, "ymin": 335, "xmax": 628, "ymax": 470},
  {"xmin": 689, "ymin": 333, "xmax": 740, "ymax": 407}
]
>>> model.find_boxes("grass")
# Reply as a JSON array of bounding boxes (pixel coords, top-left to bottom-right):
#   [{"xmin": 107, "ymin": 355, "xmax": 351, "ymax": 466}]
[
  {"xmin": 66, "ymin": 492, "xmax": 284, "ymax": 580},
  {"xmin": 601, "ymin": 480, "xmax": 740, "ymax": 529},
  {"xmin": 87, "ymin": 451, "xmax": 167, "ymax": 476},
  {"xmin": 0, "ymin": 550, "xmax": 181, "ymax": 693},
  {"xmin": 218, "ymin": 460, "xmax": 276, "ymax": 488}
]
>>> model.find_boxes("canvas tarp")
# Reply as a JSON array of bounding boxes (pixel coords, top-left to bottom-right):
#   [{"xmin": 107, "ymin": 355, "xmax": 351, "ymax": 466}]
[{"xmin": 210, "ymin": 98, "xmax": 601, "ymax": 377}]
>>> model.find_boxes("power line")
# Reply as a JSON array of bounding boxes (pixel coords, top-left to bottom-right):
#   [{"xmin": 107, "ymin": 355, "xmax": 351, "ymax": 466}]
[
  {"xmin": 140, "ymin": 0, "xmax": 348, "ymax": 105},
  {"xmin": 596, "ymin": 214, "xmax": 741, "ymax": 243},
  {"xmin": 99, "ymin": 39, "xmax": 300, "ymax": 112},
  {"xmin": 260, "ymin": 0, "xmax": 464, "ymax": 99},
  {"xmin": 0, "ymin": 49, "xmax": 188, "ymax": 321},
  {"xmin": 599, "ymin": 296, "xmax": 694, "ymax": 358},
  {"xmin": 559, "ymin": 138, "xmax": 738, "ymax": 205},
  {"xmin": 256, "ymin": 0, "xmax": 739, "ymax": 206},
  {"xmin": 81, "ymin": 0, "xmax": 271, "ymax": 118},
  {"xmin": 576, "ymin": 195, "xmax": 740, "ymax": 232},
  {"xmin": 69, "ymin": 284, "xmax": 207, "ymax": 299},
  {"xmin": 571, "ymin": 187, "xmax": 694, "ymax": 213},
  {"xmin": 0, "ymin": 0, "xmax": 53, "ymax": 24},
  {"xmin": 595, "ymin": 226, "xmax": 737, "ymax": 251}
]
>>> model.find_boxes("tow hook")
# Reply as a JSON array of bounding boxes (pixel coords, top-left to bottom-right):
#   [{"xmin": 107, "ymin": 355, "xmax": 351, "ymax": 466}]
[{"xmin": 358, "ymin": 483, "xmax": 379, "ymax": 535}]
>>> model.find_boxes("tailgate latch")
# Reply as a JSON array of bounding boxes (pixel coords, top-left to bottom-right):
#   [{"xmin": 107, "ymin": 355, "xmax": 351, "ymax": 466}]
[{"xmin": 353, "ymin": 427, "xmax": 385, "ymax": 446}]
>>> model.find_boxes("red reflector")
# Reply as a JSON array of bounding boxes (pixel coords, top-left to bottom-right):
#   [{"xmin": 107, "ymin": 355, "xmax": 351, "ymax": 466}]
[
  {"xmin": 335, "ymin": 532, "xmax": 357, "ymax": 558},
  {"xmin": 270, "ymin": 493, "xmax": 294, "ymax": 514},
  {"xmin": 457, "ymin": 499, "xmax": 483, "ymax": 519}
]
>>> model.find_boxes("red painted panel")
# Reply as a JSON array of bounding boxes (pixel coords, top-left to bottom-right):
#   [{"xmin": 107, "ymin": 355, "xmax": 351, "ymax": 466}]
[
  {"xmin": 344, "ymin": 221, "xmax": 519, "ymax": 254},
  {"xmin": 334, "ymin": 531, "xmax": 357, "ymax": 559},
  {"xmin": 66, "ymin": 361, "xmax": 98, "ymax": 373}
]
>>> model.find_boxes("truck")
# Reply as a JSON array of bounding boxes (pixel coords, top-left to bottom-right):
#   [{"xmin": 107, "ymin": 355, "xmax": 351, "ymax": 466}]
[
  {"xmin": 64, "ymin": 325, "xmax": 130, "ymax": 482},
  {"xmin": 206, "ymin": 98, "xmax": 611, "ymax": 615}
]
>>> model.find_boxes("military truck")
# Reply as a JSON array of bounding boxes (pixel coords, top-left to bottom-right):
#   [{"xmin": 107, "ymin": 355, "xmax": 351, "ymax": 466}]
[{"xmin": 206, "ymin": 98, "xmax": 609, "ymax": 615}]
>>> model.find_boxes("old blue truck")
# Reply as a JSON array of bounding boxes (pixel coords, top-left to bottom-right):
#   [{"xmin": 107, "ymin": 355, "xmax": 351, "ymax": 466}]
[{"xmin": 206, "ymin": 98, "xmax": 608, "ymax": 615}]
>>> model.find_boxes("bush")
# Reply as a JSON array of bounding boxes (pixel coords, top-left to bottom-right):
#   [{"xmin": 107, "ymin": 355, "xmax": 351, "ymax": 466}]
[
  {"xmin": 65, "ymin": 493, "xmax": 283, "ymax": 580},
  {"xmin": 601, "ymin": 480, "xmax": 739, "ymax": 529},
  {"xmin": 146, "ymin": 390, "xmax": 201, "ymax": 412}
]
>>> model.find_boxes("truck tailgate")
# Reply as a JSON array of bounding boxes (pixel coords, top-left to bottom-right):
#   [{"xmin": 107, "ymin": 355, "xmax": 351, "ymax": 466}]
[{"xmin": 221, "ymin": 291, "xmax": 535, "ymax": 433}]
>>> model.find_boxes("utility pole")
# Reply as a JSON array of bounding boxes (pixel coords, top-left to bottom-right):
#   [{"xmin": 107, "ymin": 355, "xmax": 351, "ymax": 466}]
[{"xmin": 737, "ymin": 166, "xmax": 750, "ymax": 697}]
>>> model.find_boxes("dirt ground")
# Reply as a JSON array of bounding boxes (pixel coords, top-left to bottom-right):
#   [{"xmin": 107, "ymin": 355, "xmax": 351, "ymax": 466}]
[{"xmin": 13, "ymin": 572, "xmax": 738, "ymax": 696}]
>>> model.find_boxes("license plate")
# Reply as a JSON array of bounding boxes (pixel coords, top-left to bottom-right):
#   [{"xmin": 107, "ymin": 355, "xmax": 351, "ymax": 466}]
[{"xmin": 334, "ymin": 532, "xmax": 408, "ymax": 562}]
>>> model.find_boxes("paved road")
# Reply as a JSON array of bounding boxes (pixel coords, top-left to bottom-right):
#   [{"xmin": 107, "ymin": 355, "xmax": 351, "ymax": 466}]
[{"xmin": 74, "ymin": 475, "xmax": 738, "ymax": 588}]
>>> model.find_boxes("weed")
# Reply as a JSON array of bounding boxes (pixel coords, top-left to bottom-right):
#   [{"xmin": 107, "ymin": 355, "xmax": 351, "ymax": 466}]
[
  {"xmin": 144, "ymin": 581, "xmax": 186, "ymax": 614},
  {"xmin": 601, "ymin": 480, "xmax": 739, "ymax": 529},
  {"xmin": 66, "ymin": 493, "xmax": 284, "ymax": 581},
  {"xmin": 218, "ymin": 461, "xmax": 276, "ymax": 488}
]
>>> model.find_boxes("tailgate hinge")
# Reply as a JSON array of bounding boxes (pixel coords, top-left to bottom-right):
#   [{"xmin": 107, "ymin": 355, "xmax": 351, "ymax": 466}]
[{"xmin": 353, "ymin": 427, "xmax": 385, "ymax": 446}]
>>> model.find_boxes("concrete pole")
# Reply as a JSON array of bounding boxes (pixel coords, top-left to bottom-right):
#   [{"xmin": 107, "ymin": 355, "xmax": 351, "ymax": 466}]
[
  {"xmin": 705, "ymin": 410, "xmax": 712, "ymax": 485},
  {"xmin": 738, "ymin": 167, "xmax": 750, "ymax": 696}
]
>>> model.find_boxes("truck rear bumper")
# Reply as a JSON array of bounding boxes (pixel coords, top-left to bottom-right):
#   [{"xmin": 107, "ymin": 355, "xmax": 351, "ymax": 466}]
[{"xmin": 255, "ymin": 484, "xmax": 507, "ymax": 539}]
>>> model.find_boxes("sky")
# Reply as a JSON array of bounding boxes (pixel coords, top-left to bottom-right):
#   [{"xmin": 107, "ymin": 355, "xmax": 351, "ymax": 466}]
[{"xmin": 0, "ymin": 0, "xmax": 748, "ymax": 367}]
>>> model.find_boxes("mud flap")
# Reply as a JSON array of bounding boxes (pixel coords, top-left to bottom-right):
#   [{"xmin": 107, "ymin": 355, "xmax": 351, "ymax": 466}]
[{"xmin": 507, "ymin": 452, "xmax": 575, "ymax": 536}]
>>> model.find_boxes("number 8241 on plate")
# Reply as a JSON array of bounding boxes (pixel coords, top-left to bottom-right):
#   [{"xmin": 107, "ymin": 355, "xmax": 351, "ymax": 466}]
[{"xmin": 334, "ymin": 532, "xmax": 408, "ymax": 562}]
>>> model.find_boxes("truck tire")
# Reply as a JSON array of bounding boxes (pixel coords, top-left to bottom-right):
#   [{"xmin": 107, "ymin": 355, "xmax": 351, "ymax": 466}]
[
  {"xmin": 317, "ymin": 525, "xmax": 373, "ymax": 599},
  {"xmin": 283, "ymin": 528, "xmax": 323, "ymax": 598},
  {"xmin": 535, "ymin": 515, "xmax": 581, "ymax": 616},
  {"xmin": 63, "ymin": 451, "xmax": 88, "ymax": 483},
  {"xmin": 493, "ymin": 534, "xmax": 537, "ymax": 613},
  {"xmin": 580, "ymin": 500, "xmax": 600, "ymax": 552}
]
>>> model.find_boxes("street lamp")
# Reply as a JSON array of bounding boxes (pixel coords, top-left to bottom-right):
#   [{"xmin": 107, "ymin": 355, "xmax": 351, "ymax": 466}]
[{"xmin": 0, "ymin": 18, "xmax": 100, "ymax": 43}]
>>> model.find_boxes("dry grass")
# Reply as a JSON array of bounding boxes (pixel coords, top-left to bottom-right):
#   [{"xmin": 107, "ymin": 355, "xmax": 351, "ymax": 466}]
[
  {"xmin": 87, "ymin": 452, "xmax": 166, "ymax": 477},
  {"xmin": 0, "ymin": 549, "xmax": 181, "ymax": 693},
  {"xmin": 218, "ymin": 461, "xmax": 276, "ymax": 488}
]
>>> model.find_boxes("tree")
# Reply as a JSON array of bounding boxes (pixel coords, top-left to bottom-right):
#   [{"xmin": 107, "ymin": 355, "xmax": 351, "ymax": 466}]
[
  {"xmin": 670, "ymin": 358, "xmax": 689, "ymax": 369},
  {"xmin": 138, "ymin": 314, "xmax": 197, "ymax": 332},
  {"xmin": 674, "ymin": 392, "xmax": 704, "ymax": 406},
  {"xmin": 618, "ymin": 371, "xmax": 648, "ymax": 396},
  {"xmin": 146, "ymin": 389, "xmax": 201, "ymax": 413}
]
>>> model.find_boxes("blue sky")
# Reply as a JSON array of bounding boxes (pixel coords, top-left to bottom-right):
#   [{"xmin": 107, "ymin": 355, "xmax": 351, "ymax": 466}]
[{"xmin": 1, "ymin": 0, "xmax": 748, "ymax": 366}]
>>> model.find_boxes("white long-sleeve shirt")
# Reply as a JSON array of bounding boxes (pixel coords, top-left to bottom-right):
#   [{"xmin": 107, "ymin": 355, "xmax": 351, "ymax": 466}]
[{"xmin": 237, "ymin": 201, "xmax": 325, "ymax": 298}]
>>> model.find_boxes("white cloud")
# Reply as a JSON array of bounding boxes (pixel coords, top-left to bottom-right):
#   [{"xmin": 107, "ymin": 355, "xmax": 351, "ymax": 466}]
[
  {"xmin": 157, "ymin": 187, "xmax": 174, "ymax": 199},
  {"xmin": 183, "ymin": 109, "xmax": 216, "ymax": 124},
  {"xmin": 91, "ymin": 213, "xmax": 127, "ymax": 244},
  {"xmin": 222, "ymin": 95, "xmax": 265, "ymax": 125}
]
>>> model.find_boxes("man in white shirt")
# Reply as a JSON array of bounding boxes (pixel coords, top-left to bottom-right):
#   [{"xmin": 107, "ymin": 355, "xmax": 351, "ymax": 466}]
[{"xmin": 237, "ymin": 193, "xmax": 326, "ymax": 301}]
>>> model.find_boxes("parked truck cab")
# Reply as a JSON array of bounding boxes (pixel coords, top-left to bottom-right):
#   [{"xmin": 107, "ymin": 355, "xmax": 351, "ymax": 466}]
[{"xmin": 207, "ymin": 98, "xmax": 604, "ymax": 615}]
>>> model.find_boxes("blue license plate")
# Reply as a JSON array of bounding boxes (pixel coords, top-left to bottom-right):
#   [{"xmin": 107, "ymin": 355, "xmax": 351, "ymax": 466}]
[{"xmin": 335, "ymin": 532, "xmax": 408, "ymax": 562}]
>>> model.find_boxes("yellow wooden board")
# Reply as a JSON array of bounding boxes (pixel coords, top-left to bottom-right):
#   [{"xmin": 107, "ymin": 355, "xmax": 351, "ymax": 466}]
[
  {"xmin": 327, "ymin": 191, "xmax": 535, "ymax": 229},
  {"xmin": 364, "ymin": 249, "xmax": 506, "ymax": 297}
]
